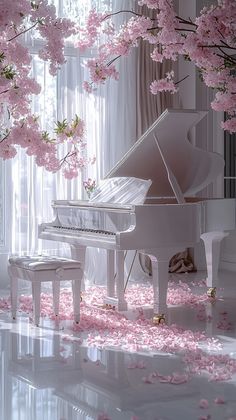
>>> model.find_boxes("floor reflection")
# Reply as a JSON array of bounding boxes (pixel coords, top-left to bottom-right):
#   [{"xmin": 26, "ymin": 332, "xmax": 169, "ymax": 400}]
[{"xmin": 0, "ymin": 270, "xmax": 236, "ymax": 420}]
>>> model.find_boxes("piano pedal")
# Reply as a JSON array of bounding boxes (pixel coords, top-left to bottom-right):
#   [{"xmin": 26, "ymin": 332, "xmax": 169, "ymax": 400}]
[
  {"xmin": 103, "ymin": 297, "xmax": 118, "ymax": 311},
  {"xmin": 103, "ymin": 303, "xmax": 116, "ymax": 311},
  {"xmin": 153, "ymin": 313, "xmax": 166, "ymax": 325},
  {"xmin": 207, "ymin": 287, "xmax": 216, "ymax": 299}
]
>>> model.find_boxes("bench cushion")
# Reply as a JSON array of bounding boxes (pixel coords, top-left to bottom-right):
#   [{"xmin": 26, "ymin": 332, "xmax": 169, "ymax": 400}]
[{"xmin": 8, "ymin": 255, "xmax": 81, "ymax": 271}]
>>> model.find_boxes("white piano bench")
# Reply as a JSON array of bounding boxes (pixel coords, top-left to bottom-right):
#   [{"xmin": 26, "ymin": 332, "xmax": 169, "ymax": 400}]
[{"xmin": 8, "ymin": 255, "xmax": 83, "ymax": 326}]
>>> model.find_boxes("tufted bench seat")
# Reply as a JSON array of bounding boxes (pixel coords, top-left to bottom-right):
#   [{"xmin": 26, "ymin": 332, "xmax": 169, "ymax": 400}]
[{"xmin": 8, "ymin": 255, "xmax": 83, "ymax": 326}]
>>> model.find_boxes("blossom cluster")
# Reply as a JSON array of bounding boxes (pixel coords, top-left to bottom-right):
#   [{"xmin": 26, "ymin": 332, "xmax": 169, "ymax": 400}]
[
  {"xmin": 77, "ymin": 0, "xmax": 236, "ymax": 132},
  {"xmin": 1, "ymin": 0, "xmax": 236, "ymax": 176},
  {"xmin": 0, "ymin": 0, "xmax": 93, "ymax": 178}
]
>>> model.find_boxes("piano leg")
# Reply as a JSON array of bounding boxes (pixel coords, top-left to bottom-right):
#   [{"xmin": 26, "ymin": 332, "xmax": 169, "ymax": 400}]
[
  {"xmin": 72, "ymin": 279, "xmax": 81, "ymax": 324},
  {"xmin": 103, "ymin": 250, "xmax": 128, "ymax": 311},
  {"xmin": 200, "ymin": 231, "xmax": 229, "ymax": 295},
  {"xmin": 70, "ymin": 245, "xmax": 86, "ymax": 291},
  {"xmin": 107, "ymin": 250, "xmax": 115, "ymax": 298},
  {"xmin": 147, "ymin": 248, "xmax": 181, "ymax": 323},
  {"xmin": 115, "ymin": 250, "xmax": 128, "ymax": 311}
]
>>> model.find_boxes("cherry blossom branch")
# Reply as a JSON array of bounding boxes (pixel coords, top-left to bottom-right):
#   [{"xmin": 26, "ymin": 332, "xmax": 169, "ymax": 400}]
[
  {"xmin": 59, "ymin": 150, "xmax": 77, "ymax": 167},
  {"xmin": 176, "ymin": 15, "xmax": 198, "ymax": 28},
  {"xmin": 174, "ymin": 28, "xmax": 196, "ymax": 33},
  {"xmin": 175, "ymin": 75, "xmax": 189, "ymax": 85},
  {"xmin": 216, "ymin": 52, "xmax": 236, "ymax": 65},
  {"xmin": 219, "ymin": 39, "xmax": 236, "ymax": 50},
  {"xmin": 199, "ymin": 43, "xmax": 236, "ymax": 51},
  {"xmin": 218, "ymin": 47, "xmax": 236, "ymax": 64},
  {"xmin": 103, "ymin": 10, "xmax": 143, "ymax": 21},
  {"xmin": 0, "ymin": 89, "xmax": 10, "ymax": 95},
  {"xmin": 0, "ymin": 132, "xmax": 9, "ymax": 143},
  {"xmin": 8, "ymin": 21, "xmax": 39, "ymax": 42},
  {"xmin": 148, "ymin": 26, "xmax": 195, "ymax": 33},
  {"xmin": 107, "ymin": 55, "xmax": 121, "ymax": 67}
]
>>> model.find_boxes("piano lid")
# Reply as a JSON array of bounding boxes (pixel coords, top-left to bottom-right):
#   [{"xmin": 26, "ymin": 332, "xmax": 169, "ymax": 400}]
[{"xmin": 106, "ymin": 109, "xmax": 224, "ymax": 198}]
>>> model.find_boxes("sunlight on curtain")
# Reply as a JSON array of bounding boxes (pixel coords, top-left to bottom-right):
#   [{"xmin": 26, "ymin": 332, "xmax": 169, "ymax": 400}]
[{"xmin": 8, "ymin": 0, "xmax": 138, "ymax": 287}]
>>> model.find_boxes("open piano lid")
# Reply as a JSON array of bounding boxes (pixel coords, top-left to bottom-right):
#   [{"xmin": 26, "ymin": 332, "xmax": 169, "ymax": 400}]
[{"xmin": 106, "ymin": 109, "xmax": 224, "ymax": 199}]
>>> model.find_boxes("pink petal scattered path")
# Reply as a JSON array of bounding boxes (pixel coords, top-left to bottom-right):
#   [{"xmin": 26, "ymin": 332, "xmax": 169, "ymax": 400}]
[{"xmin": 0, "ymin": 280, "xmax": 236, "ymax": 384}]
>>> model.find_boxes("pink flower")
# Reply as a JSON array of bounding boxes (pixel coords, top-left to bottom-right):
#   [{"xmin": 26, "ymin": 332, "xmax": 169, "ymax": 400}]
[
  {"xmin": 0, "ymin": 143, "xmax": 17, "ymax": 159},
  {"xmin": 150, "ymin": 71, "xmax": 178, "ymax": 95},
  {"xmin": 214, "ymin": 397, "xmax": 225, "ymax": 404},
  {"xmin": 97, "ymin": 413, "xmax": 111, "ymax": 420},
  {"xmin": 76, "ymin": 0, "xmax": 236, "ymax": 133},
  {"xmin": 199, "ymin": 399, "xmax": 209, "ymax": 409}
]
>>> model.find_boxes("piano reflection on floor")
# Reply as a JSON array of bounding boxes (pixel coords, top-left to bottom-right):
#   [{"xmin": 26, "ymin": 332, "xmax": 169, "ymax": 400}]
[
  {"xmin": 39, "ymin": 109, "xmax": 235, "ymax": 323},
  {"xmin": 7, "ymin": 333, "xmax": 200, "ymax": 420}
]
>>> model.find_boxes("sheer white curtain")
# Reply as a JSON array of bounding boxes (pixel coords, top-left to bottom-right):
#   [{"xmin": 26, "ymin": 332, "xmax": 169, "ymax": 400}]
[{"xmin": 6, "ymin": 0, "xmax": 138, "ymax": 286}]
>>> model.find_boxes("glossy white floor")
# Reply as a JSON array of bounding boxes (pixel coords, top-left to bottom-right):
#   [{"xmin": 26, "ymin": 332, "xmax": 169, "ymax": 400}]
[{"xmin": 0, "ymin": 270, "xmax": 236, "ymax": 420}]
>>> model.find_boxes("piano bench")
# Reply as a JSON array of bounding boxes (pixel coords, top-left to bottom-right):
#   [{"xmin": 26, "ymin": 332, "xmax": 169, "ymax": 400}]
[{"xmin": 8, "ymin": 255, "xmax": 83, "ymax": 326}]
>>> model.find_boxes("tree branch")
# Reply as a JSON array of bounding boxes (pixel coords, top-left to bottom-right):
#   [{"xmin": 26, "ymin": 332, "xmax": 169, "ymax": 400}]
[
  {"xmin": 107, "ymin": 55, "xmax": 121, "ymax": 66},
  {"xmin": 219, "ymin": 47, "xmax": 236, "ymax": 63},
  {"xmin": 216, "ymin": 53, "xmax": 236, "ymax": 65},
  {"xmin": 175, "ymin": 74, "xmax": 189, "ymax": 85},
  {"xmin": 103, "ymin": 10, "xmax": 143, "ymax": 21},
  {"xmin": 8, "ymin": 21, "xmax": 39, "ymax": 42},
  {"xmin": 0, "ymin": 88, "xmax": 10, "ymax": 95},
  {"xmin": 59, "ymin": 150, "xmax": 77, "ymax": 167},
  {"xmin": 175, "ymin": 15, "xmax": 198, "ymax": 28},
  {"xmin": 0, "ymin": 131, "xmax": 10, "ymax": 143}
]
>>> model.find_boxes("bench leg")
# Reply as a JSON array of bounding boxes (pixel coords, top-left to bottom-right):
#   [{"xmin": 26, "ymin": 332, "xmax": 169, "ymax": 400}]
[
  {"xmin": 10, "ymin": 275, "xmax": 18, "ymax": 320},
  {"xmin": 32, "ymin": 282, "xmax": 41, "ymax": 326},
  {"xmin": 52, "ymin": 280, "xmax": 60, "ymax": 319},
  {"xmin": 72, "ymin": 279, "xmax": 81, "ymax": 324}
]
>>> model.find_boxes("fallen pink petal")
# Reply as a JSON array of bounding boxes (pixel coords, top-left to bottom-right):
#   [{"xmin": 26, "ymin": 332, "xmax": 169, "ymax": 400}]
[{"xmin": 199, "ymin": 399, "xmax": 209, "ymax": 409}]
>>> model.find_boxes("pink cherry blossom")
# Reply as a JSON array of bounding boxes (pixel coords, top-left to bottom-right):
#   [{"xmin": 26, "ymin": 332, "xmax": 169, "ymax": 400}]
[
  {"xmin": 97, "ymin": 413, "xmax": 111, "ymax": 420},
  {"xmin": 76, "ymin": 0, "xmax": 236, "ymax": 132},
  {"xmin": 214, "ymin": 397, "xmax": 225, "ymax": 404},
  {"xmin": 0, "ymin": 0, "xmax": 93, "ymax": 178},
  {"xmin": 199, "ymin": 399, "xmax": 209, "ymax": 409}
]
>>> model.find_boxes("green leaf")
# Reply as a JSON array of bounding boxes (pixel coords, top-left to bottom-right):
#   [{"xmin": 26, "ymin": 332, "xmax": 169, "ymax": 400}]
[
  {"xmin": 42, "ymin": 131, "xmax": 50, "ymax": 141},
  {"xmin": 72, "ymin": 114, "xmax": 80, "ymax": 128},
  {"xmin": 54, "ymin": 119, "xmax": 68, "ymax": 134},
  {"xmin": 1, "ymin": 65, "xmax": 16, "ymax": 80},
  {"xmin": 31, "ymin": 2, "xmax": 39, "ymax": 10}
]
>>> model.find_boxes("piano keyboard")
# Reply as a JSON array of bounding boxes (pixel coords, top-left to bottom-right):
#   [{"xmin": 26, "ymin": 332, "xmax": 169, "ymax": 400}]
[{"xmin": 51, "ymin": 225, "xmax": 116, "ymax": 236}]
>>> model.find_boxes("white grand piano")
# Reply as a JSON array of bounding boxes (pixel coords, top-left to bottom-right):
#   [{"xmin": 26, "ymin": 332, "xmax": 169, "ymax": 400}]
[{"xmin": 39, "ymin": 109, "xmax": 235, "ymax": 323}]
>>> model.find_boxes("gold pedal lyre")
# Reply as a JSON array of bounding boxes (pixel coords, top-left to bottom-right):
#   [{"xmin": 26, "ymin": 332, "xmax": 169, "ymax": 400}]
[
  {"xmin": 102, "ymin": 303, "xmax": 116, "ymax": 310},
  {"xmin": 153, "ymin": 313, "xmax": 166, "ymax": 325},
  {"xmin": 207, "ymin": 287, "xmax": 216, "ymax": 299}
]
